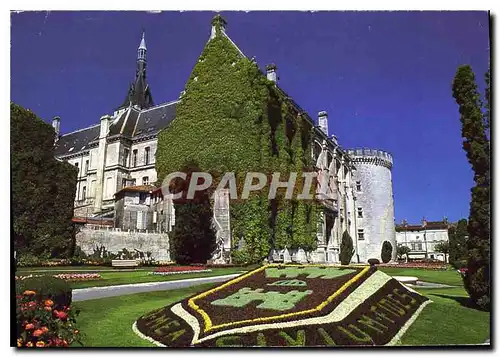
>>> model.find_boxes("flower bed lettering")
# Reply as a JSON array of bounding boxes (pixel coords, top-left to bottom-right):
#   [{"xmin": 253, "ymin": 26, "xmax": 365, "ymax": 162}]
[{"xmin": 134, "ymin": 264, "xmax": 430, "ymax": 347}]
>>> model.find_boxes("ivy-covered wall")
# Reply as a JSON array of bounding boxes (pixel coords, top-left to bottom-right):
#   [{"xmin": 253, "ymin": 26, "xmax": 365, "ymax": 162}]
[{"xmin": 156, "ymin": 18, "xmax": 318, "ymax": 263}]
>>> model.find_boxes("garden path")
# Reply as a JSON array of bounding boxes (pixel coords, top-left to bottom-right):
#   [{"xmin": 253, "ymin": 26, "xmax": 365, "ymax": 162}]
[{"xmin": 72, "ymin": 273, "xmax": 241, "ymax": 302}]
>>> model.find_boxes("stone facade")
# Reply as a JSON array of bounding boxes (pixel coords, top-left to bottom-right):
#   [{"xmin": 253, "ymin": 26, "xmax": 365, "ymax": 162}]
[
  {"xmin": 54, "ymin": 17, "xmax": 396, "ymax": 264},
  {"xmin": 76, "ymin": 226, "xmax": 170, "ymax": 262},
  {"xmin": 395, "ymin": 220, "xmax": 449, "ymax": 261},
  {"xmin": 346, "ymin": 148, "xmax": 397, "ymax": 262}
]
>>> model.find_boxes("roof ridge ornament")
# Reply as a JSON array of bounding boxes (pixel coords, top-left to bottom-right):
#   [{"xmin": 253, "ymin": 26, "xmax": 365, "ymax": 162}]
[{"xmin": 210, "ymin": 13, "xmax": 227, "ymax": 39}]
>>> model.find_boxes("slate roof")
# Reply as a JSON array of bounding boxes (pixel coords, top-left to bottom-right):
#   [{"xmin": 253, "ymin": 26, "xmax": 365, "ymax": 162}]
[
  {"xmin": 54, "ymin": 125, "xmax": 100, "ymax": 157},
  {"xmin": 54, "ymin": 101, "xmax": 178, "ymax": 158},
  {"xmin": 395, "ymin": 221, "xmax": 449, "ymax": 232}
]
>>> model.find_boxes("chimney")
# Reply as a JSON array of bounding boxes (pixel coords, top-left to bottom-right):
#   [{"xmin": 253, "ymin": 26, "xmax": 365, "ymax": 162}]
[
  {"xmin": 266, "ymin": 64, "xmax": 277, "ymax": 82},
  {"xmin": 210, "ymin": 14, "xmax": 227, "ymax": 39},
  {"xmin": 52, "ymin": 116, "xmax": 61, "ymax": 142},
  {"xmin": 318, "ymin": 111, "xmax": 328, "ymax": 136}
]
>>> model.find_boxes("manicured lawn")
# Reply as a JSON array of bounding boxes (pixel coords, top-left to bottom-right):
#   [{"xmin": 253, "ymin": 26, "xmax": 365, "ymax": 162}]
[
  {"xmin": 379, "ymin": 267, "xmax": 463, "ymax": 286},
  {"xmin": 72, "ymin": 283, "xmax": 217, "ymax": 347},
  {"xmin": 399, "ymin": 287, "xmax": 490, "ymax": 345},
  {"xmin": 16, "ymin": 267, "xmax": 250, "ymax": 289},
  {"xmin": 70, "ymin": 267, "xmax": 490, "ymax": 347}
]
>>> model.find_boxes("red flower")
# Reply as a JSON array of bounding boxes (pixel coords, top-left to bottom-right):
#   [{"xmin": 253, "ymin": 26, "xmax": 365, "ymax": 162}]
[
  {"xmin": 54, "ymin": 310, "xmax": 68, "ymax": 321},
  {"xmin": 32, "ymin": 329, "xmax": 45, "ymax": 337}
]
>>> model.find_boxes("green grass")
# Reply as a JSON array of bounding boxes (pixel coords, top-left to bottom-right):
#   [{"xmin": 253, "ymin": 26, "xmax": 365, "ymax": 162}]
[
  {"xmin": 399, "ymin": 287, "xmax": 490, "ymax": 345},
  {"xmin": 72, "ymin": 283, "xmax": 217, "ymax": 347},
  {"xmin": 69, "ymin": 267, "xmax": 490, "ymax": 347},
  {"xmin": 16, "ymin": 267, "xmax": 249, "ymax": 289},
  {"xmin": 379, "ymin": 267, "xmax": 463, "ymax": 286}
]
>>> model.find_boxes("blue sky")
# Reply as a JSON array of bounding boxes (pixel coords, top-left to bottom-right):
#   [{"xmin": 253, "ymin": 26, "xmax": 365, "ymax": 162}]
[{"xmin": 10, "ymin": 11, "xmax": 490, "ymax": 224}]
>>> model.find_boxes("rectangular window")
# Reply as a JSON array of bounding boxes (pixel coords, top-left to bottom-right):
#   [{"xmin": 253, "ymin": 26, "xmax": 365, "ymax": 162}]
[
  {"xmin": 357, "ymin": 207, "xmax": 363, "ymax": 218},
  {"xmin": 82, "ymin": 186, "xmax": 87, "ymax": 200},
  {"xmin": 132, "ymin": 150, "xmax": 138, "ymax": 167},
  {"xmin": 357, "ymin": 229, "xmax": 364, "ymax": 240},
  {"xmin": 139, "ymin": 193, "xmax": 147, "ymax": 204},
  {"xmin": 145, "ymin": 147, "xmax": 150, "ymax": 165},
  {"xmin": 131, "ymin": 179, "xmax": 136, "ymax": 186},
  {"xmin": 417, "ymin": 242, "xmax": 423, "ymax": 251},
  {"xmin": 142, "ymin": 176, "xmax": 149, "ymax": 186},
  {"xmin": 356, "ymin": 181, "xmax": 362, "ymax": 192},
  {"xmin": 85, "ymin": 160, "xmax": 89, "ymax": 174},
  {"xmin": 122, "ymin": 178, "xmax": 127, "ymax": 188},
  {"xmin": 123, "ymin": 148, "xmax": 130, "ymax": 167}
]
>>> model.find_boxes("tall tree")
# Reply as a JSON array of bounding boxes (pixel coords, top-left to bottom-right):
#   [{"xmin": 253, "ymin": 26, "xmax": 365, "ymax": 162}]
[
  {"xmin": 452, "ymin": 65, "xmax": 490, "ymax": 310},
  {"xmin": 168, "ymin": 161, "xmax": 217, "ymax": 265},
  {"xmin": 448, "ymin": 219, "xmax": 468, "ymax": 264},
  {"xmin": 11, "ymin": 103, "xmax": 78, "ymax": 258}
]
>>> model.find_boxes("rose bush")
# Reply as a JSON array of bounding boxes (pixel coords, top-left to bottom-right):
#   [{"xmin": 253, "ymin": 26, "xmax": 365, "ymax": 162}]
[{"xmin": 16, "ymin": 290, "xmax": 82, "ymax": 348}]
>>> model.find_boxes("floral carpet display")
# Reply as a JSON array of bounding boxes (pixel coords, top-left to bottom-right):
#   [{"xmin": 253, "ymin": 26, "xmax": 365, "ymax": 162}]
[
  {"xmin": 16, "ymin": 273, "xmax": 102, "ymax": 282},
  {"xmin": 150, "ymin": 266, "xmax": 212, "ymax": 276},
  {"xmin": 134, "ymin": 264, "xmax": 431, "ymax": 347}
]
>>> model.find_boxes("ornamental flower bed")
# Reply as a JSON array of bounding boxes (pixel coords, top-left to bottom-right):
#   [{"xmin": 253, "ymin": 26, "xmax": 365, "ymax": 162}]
[
  {"xmin": 16, "ymin": 273, "xmax": 102, "ymax": 282},
  {"xmin": 150, "ymin": 266, "xmax": 212, "ymax": 276},
  {"xmin": 134, "ymin": 264, "xmax": 430, "ymax": 347},
  {"xmin": 16, "ymin": 290, "xmax": 82, "ymax": 348},
  {"xmin": 377, "ymin": 262, "xmax": 447, "ymax": 270}
]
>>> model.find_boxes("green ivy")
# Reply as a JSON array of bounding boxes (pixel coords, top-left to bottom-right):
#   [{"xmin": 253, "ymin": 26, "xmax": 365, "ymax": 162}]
[{"xmin": 156, "ymin": 18, "xmax": 319, "ymax": 262}]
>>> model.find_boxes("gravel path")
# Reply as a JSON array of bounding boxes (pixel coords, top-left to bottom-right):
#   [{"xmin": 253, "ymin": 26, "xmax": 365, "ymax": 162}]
[
  {"xmin": 405, "ymin": 281, "xmax": 454, "ymax": 289},
  {"xmin": 72, "ymin": 274, "xmax": 241, "ymax": 302}
]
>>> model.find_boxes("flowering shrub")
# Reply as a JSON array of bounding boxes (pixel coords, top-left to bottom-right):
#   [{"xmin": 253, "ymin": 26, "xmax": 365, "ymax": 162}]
[
  {"xmin": 150, "ymin": 266, "xmax": 212, "ymax": 276},
  {"xmin": 378, "ymin": 262, "xmax": 447, "ymax": 270},
  {"xmin": 16, "ymin": 290, "xmax": 82, "ymax": 348},
  {"xmin": 16, "ymin": 273, "xmax": 102, "ymax": 282}
]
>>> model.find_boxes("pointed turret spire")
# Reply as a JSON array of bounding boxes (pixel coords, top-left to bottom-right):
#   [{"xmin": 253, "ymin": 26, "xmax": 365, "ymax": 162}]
[
  {"xmin": 116, "ymin": 30, "xmax": 153, "ymax": 111},
  {"xmin": 138, "ymin": 31, "xmax": 147, "ymax": 62}
]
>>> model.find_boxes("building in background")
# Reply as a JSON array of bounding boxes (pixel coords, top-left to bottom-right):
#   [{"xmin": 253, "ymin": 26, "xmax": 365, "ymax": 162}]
[
  {"xmin": 53, "ymin": 16, "xmax": 395, "ymax": 264},
  {"xmin": 395, "ymin": 218, "xmax": 450, "ymax": 261}
]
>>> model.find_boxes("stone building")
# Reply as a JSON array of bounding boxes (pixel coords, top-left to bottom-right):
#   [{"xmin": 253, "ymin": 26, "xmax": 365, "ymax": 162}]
[
  {"xmin": 346, "ymin": 149, "xmax": 397, "ymax": 262},
  {"xmin": 395, "ymin": 219, "xmax": 450, "ymax": 261},
  {"xmin": 53, "ymin": 16, "xmax": 396, "ymax": 264}
]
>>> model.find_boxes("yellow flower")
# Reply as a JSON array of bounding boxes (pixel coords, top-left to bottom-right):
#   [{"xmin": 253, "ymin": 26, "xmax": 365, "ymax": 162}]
[
  {"xmin": 35, "ymin": 341, "xmax": 45, "ymax": 347},
  {"xmin": 17, "ymin": 338, "xmax": 23, "ymax": 347}
]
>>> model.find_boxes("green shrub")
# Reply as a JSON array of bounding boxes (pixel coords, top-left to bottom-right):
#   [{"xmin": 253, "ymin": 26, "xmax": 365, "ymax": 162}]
[
  {"xmin": 452, "ymin": 259, "xmax": 468, "ymax": 270},
  {"xmin": 16, "ymin": 276, "xmax": 72, "ymax": 309},
  {"xmin": 368, "ymin": 258, "xmax": 380, "ymax": 266},
  {"xmin": 339, "ymin": 231, "xmax": 354, "ymax": 265},
  {"xmin": 231, "ymin": 249, "xmax": 250, "ymax": 265},
  {"xmin": 16, "ymin": 253, "xmax": 42, "ymax": 267},
  {"xmin": 381, "ymin": 241, "xmax": 393, "ymax": 263}
]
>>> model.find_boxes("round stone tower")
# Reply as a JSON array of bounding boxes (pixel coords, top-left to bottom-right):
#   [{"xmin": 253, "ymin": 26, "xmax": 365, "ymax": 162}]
[{"xmin": 346, "ymin": 148, "xmax": 396, "ymax": 263}]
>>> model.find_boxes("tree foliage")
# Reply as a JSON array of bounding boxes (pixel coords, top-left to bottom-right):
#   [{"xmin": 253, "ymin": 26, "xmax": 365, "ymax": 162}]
[
  {"xmin": 452, "ymin": 65, "xmax": 490, "ymax": 310},
  {"xmin": 156, "ymin": 16, "xmax": 318, "ymax": 263},
  {"xmin": 434, "ymin": 241, "xmax": 449, "ymax": 263},
  {"xmin": 339, "ymin": 231, "xmax": 354, "ymax": 265},
  {"xmin": 168, "ymin": 161, "xmax": 217, "ymax": 264},
  {"xmin": 396, "ymin": 245, "xmax": 411, "ymax": 261},
  {"xmin": 448, "ymin": 219, "xmax": 468, "ymax": 264},
  {"xmin": 11, "ymin": 103, "xmax": 78, "ymax": 258},
  {"xmin": 381, "ymin": 241, "xmax": 393, "ymax": 263}
]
